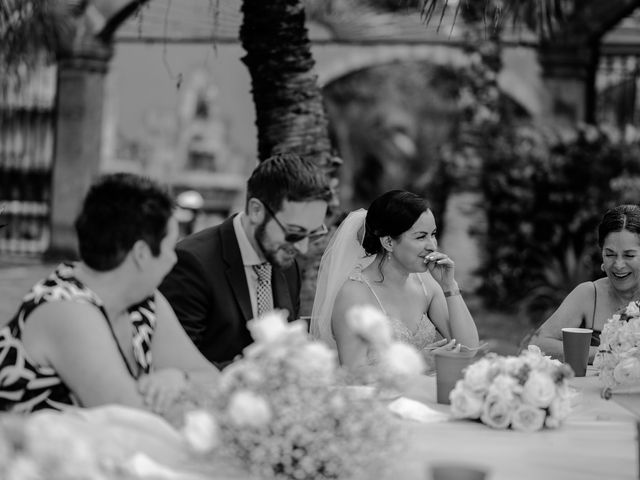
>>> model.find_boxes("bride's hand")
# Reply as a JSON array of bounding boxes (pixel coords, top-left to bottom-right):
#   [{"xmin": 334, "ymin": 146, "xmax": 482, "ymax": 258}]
[
  {"xmin": 424, "ymin": 252, "xmax": 455, "ymax": 287},
  {"xmin": 422, "ymin": 338, "xmax": 452, "ymax": 352}
]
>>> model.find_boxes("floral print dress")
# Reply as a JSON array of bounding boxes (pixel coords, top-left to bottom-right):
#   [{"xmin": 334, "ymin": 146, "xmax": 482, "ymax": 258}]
[{"xmin": 0, "ymin": 263, "xmax": 156, "ymax": 412}]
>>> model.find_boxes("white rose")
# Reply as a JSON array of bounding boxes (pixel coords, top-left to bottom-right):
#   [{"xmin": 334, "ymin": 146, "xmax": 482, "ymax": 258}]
[
  {"xmin": 599, "ymin": 368, "xmax": 617, "ymax": 389},
  {"xmin": 511, "ymin": 404, "xmax": 546, "ymax": 432},
  {"xmin": 592, "ymin": 352, "xmax": 605, "ymax": 370},
  {"xmin": 522, "ymin": 370, "xmax": 556, "ymax": 408},
  {"xmin": 487, "ymin": 374, "xmax": 521, "ymax": 402},
  {"xmin": 463, "ymin": 358, "xmax": 492, "ymax": 393},
  {"xmin": 613, "ymin": 356, "xmax": 640, "ymax": 384},
  {"xmin": 380, "ymin": 342, "xmax": 426, "ymax": 377},
  {"xmin": 626, "ymin": 302, "xmax": 640, "ymax": 317},
  {"xmin": 502, "ymin": 356, "xmax": 525, "ymax": 375},
  {"xmin": 615, "ymin": 336, "xmax": 635, "ymax": 354},
  {"xmin": 527, "ymin": 345, "xmax": 542, "ymax": 356},
  {"xmin": 628, "ymin": 318, "xmax": 640, "ymax": 335},
  {"xmin": 246, "ymin": 310, "xmax": 288, "ymax": 343},
  {"xmin": 182, "ymin": 410, "xmax": 219, "ymax": 453},
  {"xmin": 480, "ymin": 393, "xmax": 513, "ymax": 429},
  {"xmin": 450, "ymin": 382, "xmax": 484, "ymax": 419},
  {"xmin": 227, "ymin": 390, "xmax": 272, "ymax": 428},
  {"xmin": 546, "ymin": 395, "xmax": 572, "ymax": 428},
  {"xmin": 549, "ymin": 395, "xmax": 572, "ymax": 421},
  {"xmin": 346, "ymin": 305, "xmax": 393, "ymax": 347}
]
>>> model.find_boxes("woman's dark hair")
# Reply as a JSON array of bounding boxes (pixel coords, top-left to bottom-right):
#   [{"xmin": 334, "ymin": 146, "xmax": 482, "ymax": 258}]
[
  {"xmin": 362, "ymin": 190, "xmax": 430, "ymax": 255},
  {"xmin": 74, "ymin": 173, "xmax": 174, "ymax": 271},
  {"xmin": 598, "ymin": 204, "xmax": 640, "ymax": 248}
]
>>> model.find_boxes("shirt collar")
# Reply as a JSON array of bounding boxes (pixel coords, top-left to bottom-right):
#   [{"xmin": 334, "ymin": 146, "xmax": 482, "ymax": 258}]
[{"xmin": 233, "ymin": 212, "xmax": 264, "ymax": 267}]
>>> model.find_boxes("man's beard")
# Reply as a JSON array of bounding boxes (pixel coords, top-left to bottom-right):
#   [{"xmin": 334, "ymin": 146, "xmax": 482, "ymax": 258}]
[{"xmin": 255, "ymin": 220, "xmax": 296, "ymax": 268}]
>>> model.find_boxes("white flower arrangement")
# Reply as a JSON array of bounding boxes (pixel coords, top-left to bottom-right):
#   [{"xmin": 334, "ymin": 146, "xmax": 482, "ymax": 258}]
[
  {"xmin": 182, "ymin": 308, "xmax": 406, "ymax": 480},
  {"xmin": 0, "ymin": 405, "xmax": 192, "ymax": 480},
  {"xmin": 594, "ymin": 300, "xmax": 640, "ymax": 388},
  {"xmin": 449, "ymin": 346, "xmax": 574, "ymax": 431}
]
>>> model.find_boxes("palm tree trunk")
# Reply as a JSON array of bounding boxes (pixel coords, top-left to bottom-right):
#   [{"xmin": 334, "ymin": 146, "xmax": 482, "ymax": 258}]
[{"xmin": 239, "ymin": 0, "xmax": 333, "ymax": 169}]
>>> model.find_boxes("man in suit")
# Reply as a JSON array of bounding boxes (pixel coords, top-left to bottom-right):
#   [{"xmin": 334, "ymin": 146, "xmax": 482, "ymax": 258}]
[{"xmin": 159, "ymin": 153, "xmax": 332, "ymax": 368}]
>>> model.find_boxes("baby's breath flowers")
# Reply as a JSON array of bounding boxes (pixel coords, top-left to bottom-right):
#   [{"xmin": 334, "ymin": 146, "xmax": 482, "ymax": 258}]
[{"xmin": 184, "ymin": 310, "xmax": 400, "ymax": 480}]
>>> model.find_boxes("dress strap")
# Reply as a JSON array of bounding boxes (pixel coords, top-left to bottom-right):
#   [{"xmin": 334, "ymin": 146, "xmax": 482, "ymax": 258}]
[
  {"xmin": 591, "ymin": 281, "xmax": 597, "ymax": 330},
  {"xmin": 417, "ymin": 275, "xmax": 429, "ymax": 314},
  {"xmin": 359, "ymin": 275, "xmax": 388, "ymax": 316}
]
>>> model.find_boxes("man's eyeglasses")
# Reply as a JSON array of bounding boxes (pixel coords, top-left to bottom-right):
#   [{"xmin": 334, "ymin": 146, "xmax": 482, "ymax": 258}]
[{"xmin": 262, "ymin": 202, "xmax": 328, "ymax": 243}]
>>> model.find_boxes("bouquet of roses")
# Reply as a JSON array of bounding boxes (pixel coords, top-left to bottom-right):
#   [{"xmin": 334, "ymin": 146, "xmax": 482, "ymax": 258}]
[
  {"xmin": 594, "ymin": 300, "xmax": 640, "ymax": 388},
  {"xmin": 449, "ymin": 345, "xmax": 574, "ymax": 432},
  {"xmin": 180, "ymin": 307, "xmax": 423, "ymax": 480}
]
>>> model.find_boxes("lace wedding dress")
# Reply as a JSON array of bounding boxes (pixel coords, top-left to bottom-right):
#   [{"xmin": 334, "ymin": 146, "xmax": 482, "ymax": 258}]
[{"xmin": 349, "ymin": 269, "xmax": 439, "ymax": 352}]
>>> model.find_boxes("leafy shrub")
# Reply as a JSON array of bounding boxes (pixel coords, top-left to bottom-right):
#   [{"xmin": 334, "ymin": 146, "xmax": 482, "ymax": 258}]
[{"xmin": 475, "ymin": 123, "xmax": 640, "ymax": 324}]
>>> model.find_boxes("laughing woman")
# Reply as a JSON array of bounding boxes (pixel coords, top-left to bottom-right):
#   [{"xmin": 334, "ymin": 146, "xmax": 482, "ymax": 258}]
[
  {"xmin": 0, "ymin": 173, "xmax": 218, "ymax": 414},
  {"xmin": 531, "ymin": 204, "xmax": 640, "ymax": 363},
  {"xmin": 311, "ymin": 190, "xmax": 479, "ymax": 370}
]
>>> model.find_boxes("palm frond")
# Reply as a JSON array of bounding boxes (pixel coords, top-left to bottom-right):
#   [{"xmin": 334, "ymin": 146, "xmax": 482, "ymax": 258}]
[
  {"xmin": 0, "ymin": 0, "xmax": 75, "ymax": 74},
  {"xmin": 420, "ymin": 0, "xmax": 572, "ymax": 39}
]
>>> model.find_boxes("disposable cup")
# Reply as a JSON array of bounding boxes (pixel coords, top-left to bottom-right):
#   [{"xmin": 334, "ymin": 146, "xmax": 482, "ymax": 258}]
[
  {"xmin": 430, "ymin": 463, "xmax": 488, "ymax": 480},
  {"xmin": 562, "ymin": 327, "xmax": 592, "ymax": 377},
  {"xmin": 434, "ymin": 349, "xmax": 476, "ymax": 405}
]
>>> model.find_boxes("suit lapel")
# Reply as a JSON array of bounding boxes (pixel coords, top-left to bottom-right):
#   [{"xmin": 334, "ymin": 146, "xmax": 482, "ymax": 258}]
[
  {"xmin": 273, "ymin": 267, "xmax": 294, "ymax": 320},
  {"xmin": 220, "ymin": 217, "xmax": 253, "ymax": 323}
]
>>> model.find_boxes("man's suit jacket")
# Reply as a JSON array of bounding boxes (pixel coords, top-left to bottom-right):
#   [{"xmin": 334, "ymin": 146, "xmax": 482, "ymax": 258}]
[{"xmin": 159, "ymin": 216, "xmax": 301, "ymax": 368}]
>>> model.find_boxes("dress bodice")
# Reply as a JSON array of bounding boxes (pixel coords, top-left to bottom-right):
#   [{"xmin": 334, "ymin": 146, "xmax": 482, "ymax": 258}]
[{"xmin": 348, "ymin": 270, "xmax": 439, "ymax": 352}]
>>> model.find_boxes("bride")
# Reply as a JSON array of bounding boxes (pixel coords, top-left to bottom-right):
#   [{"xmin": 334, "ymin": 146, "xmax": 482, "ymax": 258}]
[{"xmin": 311, "ymin": 190, "xmax": 479, "ymax": 369}]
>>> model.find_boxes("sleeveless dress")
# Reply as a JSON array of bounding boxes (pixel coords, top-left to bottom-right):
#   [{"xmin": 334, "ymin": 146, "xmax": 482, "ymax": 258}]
[
  {"xmin": 578, "ymin": 282, "xmax": 601, "ymax": 347},
  {"xmin": 0, "ymin": 263, "xmax": 157, "ymax": 413},
  {"xmin": 349, "ymin": 270, "xmax": 439, "ymax": 353}
]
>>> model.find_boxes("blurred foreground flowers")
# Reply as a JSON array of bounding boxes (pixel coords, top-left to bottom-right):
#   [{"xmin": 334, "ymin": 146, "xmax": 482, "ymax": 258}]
[
  {"xmin": 0, "ymin": 306, "xmax": 422, "ymax": 480},
  {"xmin": 181, "ymin": 307, "xmax": 411, "ymax": 480}
]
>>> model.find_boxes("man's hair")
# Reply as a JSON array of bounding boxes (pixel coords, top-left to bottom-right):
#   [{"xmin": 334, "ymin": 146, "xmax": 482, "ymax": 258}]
[
  {"xmin": 246, "ymin": 153, "xmax": 332, "ymax": 212},
  {"xmin": 75, "ymin": 173, "xmax": 174, "ymax": 271}
]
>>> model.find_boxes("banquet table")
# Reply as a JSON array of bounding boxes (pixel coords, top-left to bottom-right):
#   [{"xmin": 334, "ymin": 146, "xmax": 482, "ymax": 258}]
[
  {"xmin": 393, "ymin": 366, "xmax": 638, "ymax": 480},
  {"xmin": 17, "ymin": 367, "xmax": 637, "ymax": 480}
]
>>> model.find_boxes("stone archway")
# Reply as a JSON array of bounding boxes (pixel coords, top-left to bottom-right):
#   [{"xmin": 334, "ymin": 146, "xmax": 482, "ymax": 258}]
[{"xmin": 315, "ymin": 46, "xmax": 543, "ymax": 293}]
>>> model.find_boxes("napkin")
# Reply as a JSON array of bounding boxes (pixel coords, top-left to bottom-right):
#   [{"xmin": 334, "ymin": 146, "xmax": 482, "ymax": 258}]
[{"xmin": 387, "ymin": 397, "xmax": 448, "ymax": 423}]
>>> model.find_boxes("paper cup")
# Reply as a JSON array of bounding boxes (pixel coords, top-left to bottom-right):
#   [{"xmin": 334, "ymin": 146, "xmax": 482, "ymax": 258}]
[
  {"xmin": 434, "ymin": 349, "xmax": 476, "ymax": 405},
  {"xmin": 430, "ymin": 463, "xmax": 488, "ymax": 480},
  {"xmin": 562, "ymin": 327, "xmax": 592, "ymax": 377}
]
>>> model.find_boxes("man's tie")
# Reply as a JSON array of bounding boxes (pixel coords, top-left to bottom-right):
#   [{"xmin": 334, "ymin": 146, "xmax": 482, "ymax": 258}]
[{"xmin": 253, "ymin": 262, "xmax": 274, "ymax": 317}]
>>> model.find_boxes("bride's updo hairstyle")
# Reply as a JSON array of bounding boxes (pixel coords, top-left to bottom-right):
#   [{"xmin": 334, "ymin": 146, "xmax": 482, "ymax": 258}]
[{"xmin": 362, "ymin": 190, "xmax": 430, "ymax": 255}]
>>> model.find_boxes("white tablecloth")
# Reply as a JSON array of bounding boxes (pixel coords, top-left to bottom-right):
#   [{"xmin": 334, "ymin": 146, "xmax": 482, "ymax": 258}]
[
  {"xmin": 394, "ymin": 368, "xmax": 637, "ymax": 480},
  {"xmin": 27, "ymin": 368, "xmax": 635, "ymax": 480}
]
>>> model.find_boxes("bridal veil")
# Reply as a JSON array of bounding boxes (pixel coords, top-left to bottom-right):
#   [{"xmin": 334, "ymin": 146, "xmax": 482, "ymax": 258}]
[{"xmin": 310, "ymin": 208, "xmax": 374, "ymax": 349}]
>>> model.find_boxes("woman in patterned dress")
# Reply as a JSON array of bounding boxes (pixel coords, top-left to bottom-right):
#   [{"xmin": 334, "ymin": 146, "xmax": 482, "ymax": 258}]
[
  {"xmin": 0, "ymin": 173, "xmax": 218, "ymax": 414},
  {"xmin": 311, "ymin": 190, "xmax": 479, "ymax": 370}
]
